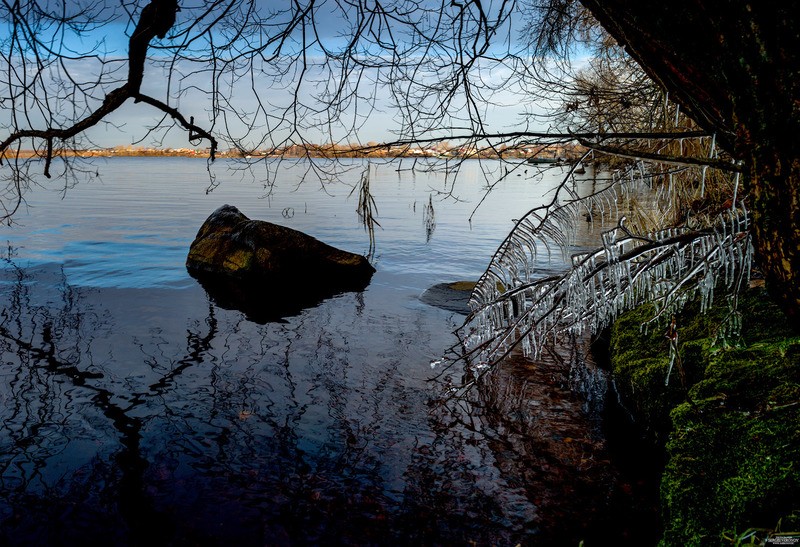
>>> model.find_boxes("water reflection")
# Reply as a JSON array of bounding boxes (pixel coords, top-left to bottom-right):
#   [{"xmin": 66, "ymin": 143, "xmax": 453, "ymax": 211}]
[
  {"xmin": 0, "ymin": 261, "xmax": 219, "ymax": 544},
  {"xmin": 0, "ymin": 261, "xmax": 425, "ymax": 544},
  {"xmin": 0, "ymin": 259, "xmax": 653, "ymax": 545},
  {"xmin": 189, "ymin": 268, "xmax": 373, "ymax": 324},
  {"xmin": 410, "ymin": 337, "xmax": 653, "ymax": 545},
  {"xmin": 0, "ymin": 160, "xmax": 655, "ymax": 545}
]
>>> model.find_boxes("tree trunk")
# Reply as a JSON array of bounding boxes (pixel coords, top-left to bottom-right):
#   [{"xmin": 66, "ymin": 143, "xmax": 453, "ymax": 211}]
[
  {"xmin": 578, "ymin": 0, "xmax": 800, "ymax": 322},
  {"xmin": 748, "ymin": 147, "xmax": 800, "ymax": 323}
]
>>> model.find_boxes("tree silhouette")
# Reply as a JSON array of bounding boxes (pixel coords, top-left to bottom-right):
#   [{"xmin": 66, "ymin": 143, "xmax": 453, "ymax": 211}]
[
  {"xmin": 575, "ymin": 0, "xmax": 800, "ymax": 322},
  {"xmin": 0, "ymin": 0, "xmax": 796, "ymax": 352}
]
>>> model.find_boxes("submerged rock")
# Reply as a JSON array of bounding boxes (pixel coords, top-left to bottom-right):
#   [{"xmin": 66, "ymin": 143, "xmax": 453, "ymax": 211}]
[
  {"xmin": 186, "ymin": 204, "xmax": 375, "ymax": 322},
  {"xmin": 420, "ymin": 281, "xmax": 475, "ymax": 315}
]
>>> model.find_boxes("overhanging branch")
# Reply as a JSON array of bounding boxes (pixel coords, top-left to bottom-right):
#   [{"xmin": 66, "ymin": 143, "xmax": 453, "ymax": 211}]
[
  {"xmin": 0, "ymin": 86, "xmax": 130, "ymax": 176},
  {"xmin": 0, "ymin": 0, "xmax": 215, "ymax": 178},
  {"xmin": 578, "ymin": 137, "xmax": 743, "ymax": 172},
  {"xmin": 134, "ymin": 94, "xmax": 218, "ymax": 160}
]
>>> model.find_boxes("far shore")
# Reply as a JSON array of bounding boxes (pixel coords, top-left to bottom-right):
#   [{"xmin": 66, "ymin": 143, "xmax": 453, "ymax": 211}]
[{"xmin": 2, "ymin": 142, "xmax": 587, "ymax": 162}]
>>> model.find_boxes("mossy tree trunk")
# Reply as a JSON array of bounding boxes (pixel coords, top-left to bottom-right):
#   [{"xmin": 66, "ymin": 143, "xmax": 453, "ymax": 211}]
[{"xmin": 579, "ymin": 0, "xmax": 800, "ymax": 323}]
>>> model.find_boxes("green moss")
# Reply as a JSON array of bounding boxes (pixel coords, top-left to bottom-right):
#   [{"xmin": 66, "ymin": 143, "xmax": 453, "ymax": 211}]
[
  {"xmin": 221, "ymin": 248, "xmax": 253, "ymax": 272},
  {"xmin": 610, "ymin": 289, "xmax": 800, "ymax": 545},
  {"xmin": 447, "ymin": 280, "xmax": 477, "ymax": 292},
  {"xmin": 610, "ymin": 303, "xmax": 706, "ymax": 444}
]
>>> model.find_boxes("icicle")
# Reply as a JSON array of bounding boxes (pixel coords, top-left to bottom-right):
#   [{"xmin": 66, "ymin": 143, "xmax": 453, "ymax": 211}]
[
  {"xmin": 699, "ymin": 166, "xmax": 708, "ymax": 197},
  {"xmin": 457, "ymin": 158, "xmax": 757, "ymax": 378}
]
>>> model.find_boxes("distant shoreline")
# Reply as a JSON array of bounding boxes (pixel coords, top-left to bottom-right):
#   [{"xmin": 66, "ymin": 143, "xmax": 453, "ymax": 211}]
[{"xmin": 2, "ymin": 143, "xmax": 587, "ymax": 162}]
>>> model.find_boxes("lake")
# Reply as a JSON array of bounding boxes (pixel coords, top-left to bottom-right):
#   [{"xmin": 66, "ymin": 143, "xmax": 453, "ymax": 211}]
[{"xmin": 0, "ymin": 158, "xmax": 655, "ymax": 545}]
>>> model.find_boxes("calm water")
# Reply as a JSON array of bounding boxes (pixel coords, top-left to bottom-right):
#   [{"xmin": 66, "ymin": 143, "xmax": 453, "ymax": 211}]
[{"xmin": 0, "ymin": 158, "xmax": 653, "ymax": 545}]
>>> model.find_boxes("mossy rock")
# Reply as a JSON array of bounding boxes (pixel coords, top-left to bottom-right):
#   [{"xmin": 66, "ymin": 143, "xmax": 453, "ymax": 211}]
[
  {"xmin": 420, "ymin": 281, "xmax": 475, "ymax": 314},
  {"xmin": 610, "ymin": 304, "xmax": 706, "ymax": 444},
  {"xmin": 609, "ymin": 289, "xmax": 800, "ymax": 545},
  {"xmin": 186, "ymin": 205, "xmax": 375, "ymax": 322},
  {"xmin": 187, "ymin": 204, "xmax": 375, "ymax": 283}
]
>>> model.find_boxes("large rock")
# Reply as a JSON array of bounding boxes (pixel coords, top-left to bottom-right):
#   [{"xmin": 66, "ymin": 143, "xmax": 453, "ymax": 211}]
[{"xmin": 186, "ymin": 205, "xmax": 375, "ymax": 322}]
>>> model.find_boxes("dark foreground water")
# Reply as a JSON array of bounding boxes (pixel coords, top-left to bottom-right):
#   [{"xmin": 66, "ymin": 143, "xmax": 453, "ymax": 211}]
[{"xmin": 0, "ymin": 158, "xmax": 655, "ymax": 545}]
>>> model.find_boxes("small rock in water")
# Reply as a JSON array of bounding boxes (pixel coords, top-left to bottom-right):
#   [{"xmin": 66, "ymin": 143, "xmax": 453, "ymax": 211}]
[{"xmin": 420, "ymin": 280, "xmax": 476, "ymax": 315}]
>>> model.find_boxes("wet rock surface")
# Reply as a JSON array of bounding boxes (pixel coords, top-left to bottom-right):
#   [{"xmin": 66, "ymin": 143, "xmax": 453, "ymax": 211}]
[
  {"xmin": 186, "ymin": 205, "xmax": 375, "ymax": 321},
  {"xmin": 420, "ymin": 280, "xmax": 475, "ymax": 315},
  {"xmin": 187, "ymin": 204, "xmax": 375, "ymax": 283}
]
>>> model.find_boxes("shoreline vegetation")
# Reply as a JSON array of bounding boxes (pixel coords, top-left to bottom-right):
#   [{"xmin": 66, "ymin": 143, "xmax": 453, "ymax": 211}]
[
  {"xmin": 609, "ymin": 288, "xmax": 800, "ymax": 545},
  {"xmin": 1, "ymin": 142, "xmax": 587, "ymax": 161}
]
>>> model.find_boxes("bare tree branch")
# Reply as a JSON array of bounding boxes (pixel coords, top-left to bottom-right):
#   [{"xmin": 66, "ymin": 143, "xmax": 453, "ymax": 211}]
[
  {"xmin": 578, "ymin": 138, "xmax": 742, "ymax": 173},
  {"xmin": 1, "ymin": 0, "xmax": 216, "ymax": 181}
]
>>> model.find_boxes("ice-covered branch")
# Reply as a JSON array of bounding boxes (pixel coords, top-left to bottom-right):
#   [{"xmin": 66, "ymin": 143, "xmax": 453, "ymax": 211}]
[{"xmin": 458, "ymin": 163, "xmax": 753, "ymax": 373}]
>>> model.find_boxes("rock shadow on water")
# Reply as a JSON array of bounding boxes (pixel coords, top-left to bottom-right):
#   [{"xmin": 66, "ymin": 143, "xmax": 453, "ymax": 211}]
[
  {"xmin": 188, "ymin": 269, "xmax": 372, "ymax": 323},
  {"xmin": 185, "ymin": 204, "xmax": 375, "ymax": 323}
]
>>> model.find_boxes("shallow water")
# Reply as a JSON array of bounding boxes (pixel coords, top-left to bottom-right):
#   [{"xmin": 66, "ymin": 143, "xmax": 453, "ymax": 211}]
[{"xmin": 0, "ymin": 158, "xmax": 652, "ymax": 545}]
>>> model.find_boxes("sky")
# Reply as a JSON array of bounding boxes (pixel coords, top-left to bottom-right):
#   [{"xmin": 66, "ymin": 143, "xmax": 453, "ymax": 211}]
[{"xmin": 1, "ymin": 0, "xmax": 563, "ymax": 150}]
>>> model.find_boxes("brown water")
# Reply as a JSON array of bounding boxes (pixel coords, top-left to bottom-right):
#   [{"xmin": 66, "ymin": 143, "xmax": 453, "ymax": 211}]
[{"xmin": 0, "ymin": 158, "xmax": 655, "ymax": 545}]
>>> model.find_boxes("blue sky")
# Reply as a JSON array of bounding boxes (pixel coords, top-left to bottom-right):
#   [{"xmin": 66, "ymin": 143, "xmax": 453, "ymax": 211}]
[{"xmin": 1, "ymin": 1, "xmax": 560, "ymax": 150}]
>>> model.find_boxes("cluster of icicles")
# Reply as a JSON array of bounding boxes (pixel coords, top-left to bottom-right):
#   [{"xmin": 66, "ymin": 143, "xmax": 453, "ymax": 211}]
[{"xmin": 457, "ymin": 162, "xmax": 752, "ymax": 372}]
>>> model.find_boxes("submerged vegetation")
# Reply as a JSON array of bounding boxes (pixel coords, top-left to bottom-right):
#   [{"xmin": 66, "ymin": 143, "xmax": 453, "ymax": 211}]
[{"xmin": 610, "ymin": 290, "xmax": 800, "ymax": 545}]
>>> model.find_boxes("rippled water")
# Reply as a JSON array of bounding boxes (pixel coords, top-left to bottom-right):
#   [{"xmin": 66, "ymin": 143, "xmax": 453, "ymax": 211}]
[{"xmin": 0, "ymin": 158, "xmax": 654, "ymax": 545}]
